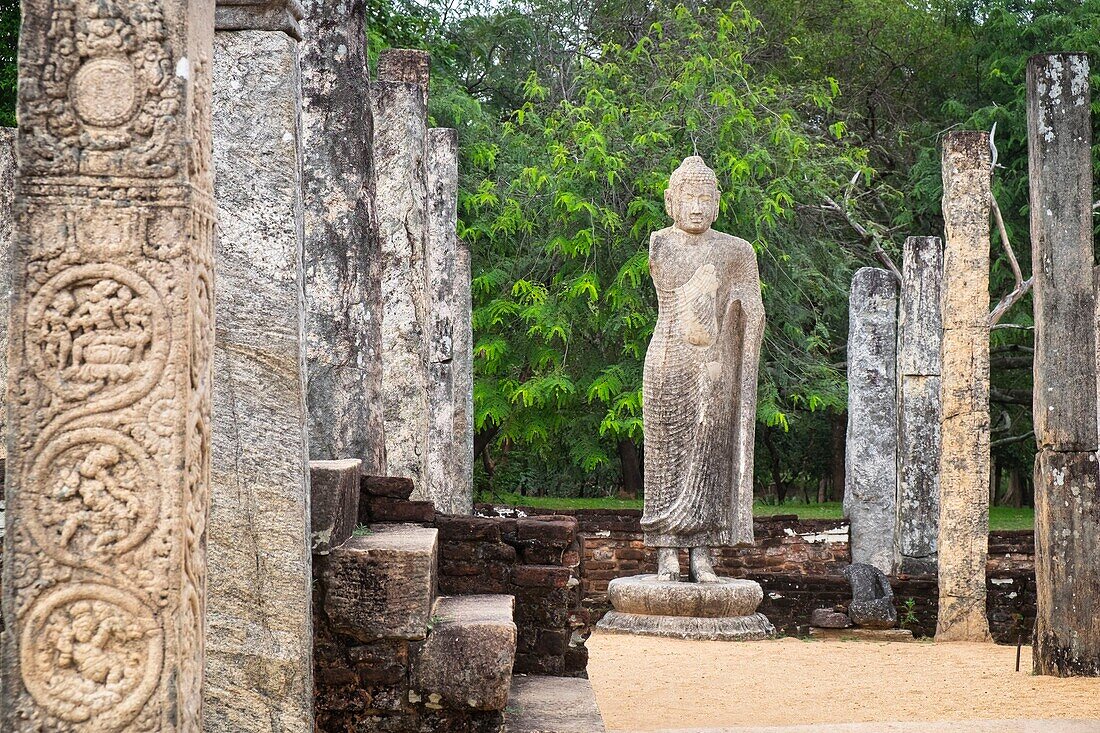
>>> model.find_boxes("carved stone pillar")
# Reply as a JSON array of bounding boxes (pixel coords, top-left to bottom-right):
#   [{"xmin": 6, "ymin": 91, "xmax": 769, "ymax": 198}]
[
  {"xmin": 0, "ymin": 128, "xmax": 13, "ymax": 473},
  {"xmin": 1, "ymin": 1, "xmax": 217, "ymax": 730},
  {"xmin": 206, "ymin": 2, "xmax": 313, "ymax": 730},
  {"xmin": 373, "ymin": 49, "xmax": 431, "ymax": 494}
]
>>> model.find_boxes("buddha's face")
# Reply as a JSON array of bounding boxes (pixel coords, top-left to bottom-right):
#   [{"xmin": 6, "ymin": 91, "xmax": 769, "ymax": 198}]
[{"xmin": 667, "ymin": 179, "xmax": 719, "ymax": 234}]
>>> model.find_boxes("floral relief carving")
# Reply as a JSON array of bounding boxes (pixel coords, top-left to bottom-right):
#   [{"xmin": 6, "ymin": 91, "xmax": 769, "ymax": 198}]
[
  {"xmin": 26, "ymin": 263, "xmax": 170, "ymax": 411},
  {"xmin": 20, "ymin": 584, "xmax": 163, "ymax": 729}
]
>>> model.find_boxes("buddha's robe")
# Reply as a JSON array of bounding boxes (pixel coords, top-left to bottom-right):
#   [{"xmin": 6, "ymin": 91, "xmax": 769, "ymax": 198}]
[{"xmin": 640, "ymin": 226, "xmax": 764, "ymax": 548}]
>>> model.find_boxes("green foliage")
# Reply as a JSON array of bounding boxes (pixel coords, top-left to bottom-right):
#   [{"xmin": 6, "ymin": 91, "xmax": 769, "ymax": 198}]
[
  {"xmin": 446, "ymin": 2, "xmax": 871, "ymax": 495},
  {"xmin": 0, "ymin": 3, "xmax": 17, "ymax": 127}
]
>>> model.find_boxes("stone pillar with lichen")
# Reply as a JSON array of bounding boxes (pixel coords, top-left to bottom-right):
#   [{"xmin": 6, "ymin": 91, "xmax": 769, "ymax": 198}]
[
  {"xmin": 936, "ymin": 130, "xmax": 993, "ymax": 642},
  {"xmin": 1028, "ymin": 53, "xmax": 1100, "ymax": 676},
  {"xmin": 1, "ymin": 1, "xmax": 217, "ymax": 729},
  {"xmin": 895, "ymin": 236, "xmax": 943, "ymax": 575},
  {"xmin": 299, "ymin": 0, "xmax": 387, "ymax": 473},
  {"xmin": 206, "ymin": 2, "xmax": 314, "ymax": 729},
  {"xmin": 372, "ymin": 49, "xmax": 432, "ymax": 494},
  {"xmin": 844, "ymin": 267, "xmax": 898, "ymax": 575}
]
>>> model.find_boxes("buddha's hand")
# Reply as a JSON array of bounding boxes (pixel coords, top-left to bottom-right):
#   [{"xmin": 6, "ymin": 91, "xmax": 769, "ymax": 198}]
[{"xmin": 693, "ymin": 263, "xmax": 719, "ymax": 295}]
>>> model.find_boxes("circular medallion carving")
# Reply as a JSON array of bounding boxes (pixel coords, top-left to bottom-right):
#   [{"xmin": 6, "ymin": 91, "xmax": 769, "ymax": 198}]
[
  {"xmin": 71, "ymin": 58, "xmax": 142, "ymax": 128},
  {"xmin": 27, "ymin": 264, "xmax": 170, "ymax": 412},
  {"xmin": 20, "ymin": 584, "xmax": 163, "ymax": 727},
  {"xmin": 29, "ymin": 427, "xmax": 161, "ymax": 565}
]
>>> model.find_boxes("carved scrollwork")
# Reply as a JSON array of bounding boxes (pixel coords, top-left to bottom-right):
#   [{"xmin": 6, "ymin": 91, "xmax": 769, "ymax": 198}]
[
  {"xmin": 22, "ymin": 0, "xmax": 182, "ymax": 178},
  {"xmin": 26, "ymin": 263, "xmax": 170, "ymax": 413},
  {"xmin": 28, "ymin": 427, "xmax": 162, "ymax": 566},
  {"xmin": 19, "ymin": 584, "xmax": 163, "ymax": 728}
]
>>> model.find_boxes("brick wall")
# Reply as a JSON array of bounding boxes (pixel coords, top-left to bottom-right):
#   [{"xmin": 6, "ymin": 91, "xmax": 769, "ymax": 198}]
[
  {"xmin": 479, "ymin": 505, "xmax": 1036, "ymax": 643},
  {"xmin": 432, "ymin": 514, "xmax": 588, "ymax": 676}
]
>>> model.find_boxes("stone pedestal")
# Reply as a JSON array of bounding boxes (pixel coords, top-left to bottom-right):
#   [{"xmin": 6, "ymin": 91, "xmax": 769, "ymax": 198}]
[{"xmin": 596, "ymin": 575, "xmax": 775, "ymax": 641}]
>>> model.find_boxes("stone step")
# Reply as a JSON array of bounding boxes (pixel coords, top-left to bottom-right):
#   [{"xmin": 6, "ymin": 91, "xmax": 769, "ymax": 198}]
[
  {"xmin": 412, "ymin": 594, "xmax": 517, "ymax": 711},
  {"xmin": 505, "ymin": 675, "xmax": 607, "ymax": 733},
  {"xmin": 320, "ymin": 523, "xmax": 438, "ymax": 641}
]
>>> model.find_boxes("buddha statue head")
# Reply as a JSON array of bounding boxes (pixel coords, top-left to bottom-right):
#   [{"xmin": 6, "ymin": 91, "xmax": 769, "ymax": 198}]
[{"xmin": 665, "ymin": 156, "xmax": 720, "ymax": 235}]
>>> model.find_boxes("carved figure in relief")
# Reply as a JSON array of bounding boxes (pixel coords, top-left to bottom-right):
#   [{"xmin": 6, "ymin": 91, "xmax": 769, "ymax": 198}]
[{"xmin": 641, "ymin": 156, "xmax": 765, "ymax": 583}]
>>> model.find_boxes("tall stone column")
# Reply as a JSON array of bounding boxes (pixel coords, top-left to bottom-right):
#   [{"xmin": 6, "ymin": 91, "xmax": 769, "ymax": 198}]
[
  {"xmin": 299, "ymin": 0, "xmax": 386, "ymax": 473},
  {"xmin": 373, "ymin": 49, "xmax": 431, "ymax": 494},
  {"xmin": 936, "ymin": 131, "xmax": 993, "ymax": 642},
  {"xmin": 207, "ymin": 2, "xmax": 314, "ymax": 730},
  {"xmin": 1028, "ymin": 53, "xmax": 1100, "ymax": 676},
  {"xmin": 895, "ymin": 236, "xmax": 943, "ymax": 575},
  {"xmin": 0, "ymin": 128, "xmax": 14, "ymax": 474},
  {"xmin": 1, "ymin": 1, "xmax": 217, "ymax": 730},
  {"xmin": 453, "ymin": 230, "xmax": 476, "ymax": 513},
  {"xmin": 427, "ymin": 128, "xmax": 470, "ymax": 514},
  {"xmin": 844, "ymin": 267, "xmax": 898, "ymax": 574}
]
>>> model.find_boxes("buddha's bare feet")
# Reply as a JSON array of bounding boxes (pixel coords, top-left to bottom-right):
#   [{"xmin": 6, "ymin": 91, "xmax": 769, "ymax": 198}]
[
  {"xmin": 656, "ymin": 547, "xmax": 680, "ymax": 581},
  {"xmin": 689, "ymin": 547, "xmax": 720, "ymax": 583}
]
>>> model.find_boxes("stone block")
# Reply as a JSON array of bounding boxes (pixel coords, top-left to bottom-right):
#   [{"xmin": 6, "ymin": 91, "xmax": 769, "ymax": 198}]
[
  {"xmin": 436, "ymin": 515, "xmax": 503, "ymax": 543},
  {"xmin": 512, "ymin": 566, "xmax": 573, "ymax": 589},
  {"xmin": 810, "ymin": 608, "xmax": 851, "ymax": 628},
  {"xmin": 362, "ymin": 496, "xmax": 437, "ymax": 524},
  {"xmin": 412, "ymin": 595, "xmax": 516, "ymax": 711},
  {"xmin": 808, "ymin": 627, "xmax": 915, "ymax": 641},
  {"xmin": 322, "ymin": 524, "xmax": 438, "ymax": 641},
  {"xmin": 311, "ymin": 459, "xmax": 362, "ymax": 554},
  {"xmin": 362, "ymin": 474, "xmax": 415, "ymax": 500},
  {"xmin": 517, "ymin": 517, "xmax": 577, "ymax": 546},
  {"xmin": 504, "ymin": 675, "xmax": 607, "ymax": 733}
]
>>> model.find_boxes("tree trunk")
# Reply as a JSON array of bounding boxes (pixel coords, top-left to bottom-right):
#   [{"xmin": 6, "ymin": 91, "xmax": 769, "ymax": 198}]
[
  {"xmin": 762, "ymin": 426, "xmax": 787, "ymax": 504},
  {"xmin": 830, "ymin": 412, "xmax": 846, "ymax": 502},
  {"xmin": 617, "ymin": 438, "xmax": 643, "ymax": 499}
]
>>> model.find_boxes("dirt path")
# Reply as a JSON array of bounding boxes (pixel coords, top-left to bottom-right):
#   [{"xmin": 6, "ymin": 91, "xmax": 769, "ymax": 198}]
[{"xmin": 587, "ymin": 632, "xmax": 1100, "ymax": 731}]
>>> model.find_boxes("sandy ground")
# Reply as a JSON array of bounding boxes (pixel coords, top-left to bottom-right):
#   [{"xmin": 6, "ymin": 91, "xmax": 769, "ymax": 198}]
[{"xmin": 587, "ymin": 632, "xmax": 1100, "ymax": 732}]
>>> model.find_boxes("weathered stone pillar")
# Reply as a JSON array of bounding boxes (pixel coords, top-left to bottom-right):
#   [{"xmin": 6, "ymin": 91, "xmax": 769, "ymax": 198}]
[
  {"xmin": 372, "ymin": 49, "xmax": 431, "ymax": 494},
  {"xmin": 844, "ymin": 267, "xmax": 899, "ymax": 574},
  {"xmin": 936, "ymin": 131, "xmax": 993, "ymax": 642},
  {"xmin": 207, "ymin": 3, "xmax": 313, "ymax": 730},
  {"xmin": 1028, "ymin": 53, "xmax": 1100, "ymax": 676},
  {"xmin": 895, "ymin": 236, "xmax": 943, "ymax": 575},
  {"xmin": 426, "ymin": 128, "xmax": 470, "ymax": 514},
  {"xmin": 299, "ymin": 0, "xmax": 386, "ymax": 473},
  {"xmin": 453, "ymin": 235, "xmax": 476, "ymax": 512},
  {"xmin": 1, "ymin": 1, "xmax": 217, "ymax": 729},
  {"xmin": 0, "ymin": 128, "xmax": 13, "ymax": 474}
]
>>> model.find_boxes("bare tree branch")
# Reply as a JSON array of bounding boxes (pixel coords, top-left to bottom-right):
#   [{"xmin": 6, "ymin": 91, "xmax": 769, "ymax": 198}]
[
  {"xmin": 987, "ymin": 125, "xmax": 1032, "ymax": 326},
  {"xmin": 821, "ymin": 194, "xmax": 902, "ymax": 282},
  {"xmin": 991, "ymin": 430, "xmax": 1035, "ymax": 448}
]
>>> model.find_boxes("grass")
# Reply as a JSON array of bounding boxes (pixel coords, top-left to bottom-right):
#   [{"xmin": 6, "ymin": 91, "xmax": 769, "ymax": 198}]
[{"xmin": 477, "ymin": 492, "xmax": 1035, "ymax": 530}]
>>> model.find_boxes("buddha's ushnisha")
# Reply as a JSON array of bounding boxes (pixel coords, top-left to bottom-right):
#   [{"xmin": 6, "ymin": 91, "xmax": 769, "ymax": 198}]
[{"xmin": 640, "ymin": 156, "xmax": 765, "ymax": 583}]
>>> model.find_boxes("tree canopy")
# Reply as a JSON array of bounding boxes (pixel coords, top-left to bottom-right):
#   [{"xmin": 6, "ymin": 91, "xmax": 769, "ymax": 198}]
[{"xmin": 1, "ymin": 0, "xmax": 1098, "ymax": 504}]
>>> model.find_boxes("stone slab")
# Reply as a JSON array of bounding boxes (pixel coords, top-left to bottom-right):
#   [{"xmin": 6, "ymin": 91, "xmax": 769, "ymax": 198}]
[
  {"xmin": 412, "ymin": 594, "xmax": 517, "ymax": 711},
  {"xmin": 362, "ymin": 474, "xmax": 415, "ymax": 500},
  {"xmin": 322, "ymin": 524, "xmax": 438, "ymax": 641},
  {"xmin": 810, "ymin": 608, "xmax": 851, "ymax": 628},
  {"xmin": 207, "ymin": 26, "xmax": 313, "ymax": 733},
  {"xmin": 597, "ymin": 611, "xmax": 775, "ymax": 641},
  {"xmin": 608, "ymin": 575, "xmax": 763, "ymax": 618},
  {"xmin": 808, "ymin": 628, "xmax": 914, "ymax": 642},
  {"xmin": 506, "ymin": 675, "xmax": 608, "ymax": 733},
  {"xmin": 310, "ymin": 459, "xmax": 362, "ymax": 554},
  {"xmin": 216, "ymin": 0, "xmax": 305, "ymax": 39}
]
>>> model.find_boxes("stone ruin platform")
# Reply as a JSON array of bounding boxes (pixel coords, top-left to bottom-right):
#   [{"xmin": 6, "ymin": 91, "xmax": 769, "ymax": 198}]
[{"xmin": 597, "ymin": 575, "xmax": 776, "ymax": 641}]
